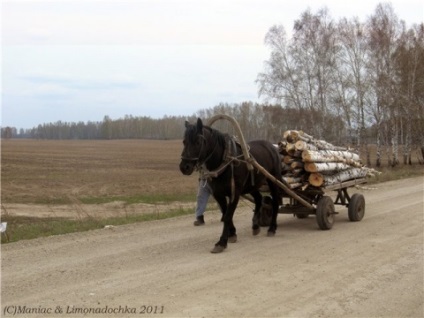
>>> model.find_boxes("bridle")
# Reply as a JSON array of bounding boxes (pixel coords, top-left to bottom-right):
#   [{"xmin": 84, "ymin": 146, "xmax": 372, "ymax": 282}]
[
  {"xmin": 180, "ymin": 134, "xmax": 205, "ymax": 162},
  {"xmin": 180, "ymin": 129, "xmax": 220, "ymax": 169}
]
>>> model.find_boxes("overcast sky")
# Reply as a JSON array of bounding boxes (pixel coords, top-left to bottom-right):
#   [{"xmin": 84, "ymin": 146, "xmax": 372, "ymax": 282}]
[{"xmin": 2, "ymin": 0, "xmax": 423, "ymax": 129}]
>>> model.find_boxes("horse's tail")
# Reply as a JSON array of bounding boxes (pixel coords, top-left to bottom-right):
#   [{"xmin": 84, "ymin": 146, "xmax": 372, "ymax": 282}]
[{"xmin": 267, "ymin": 142, "xmax": 284, "ymax": 205}]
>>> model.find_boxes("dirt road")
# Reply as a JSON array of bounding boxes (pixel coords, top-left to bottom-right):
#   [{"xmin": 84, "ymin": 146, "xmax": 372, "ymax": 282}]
[{"xmin": 2, "ymin": 176, "xmax": 423, "ymax": 318}]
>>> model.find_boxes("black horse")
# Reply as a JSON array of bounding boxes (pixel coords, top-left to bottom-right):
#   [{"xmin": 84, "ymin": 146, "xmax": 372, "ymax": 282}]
[{"xmin": 179, "ymin": 118, "xmax": 282, "ymax": 253}]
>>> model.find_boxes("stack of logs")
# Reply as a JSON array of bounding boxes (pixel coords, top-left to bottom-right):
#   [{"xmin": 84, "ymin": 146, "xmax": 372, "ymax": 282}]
[{"xmin": 278, "ymin": 130, "xmax": 379, "ymax": 189}]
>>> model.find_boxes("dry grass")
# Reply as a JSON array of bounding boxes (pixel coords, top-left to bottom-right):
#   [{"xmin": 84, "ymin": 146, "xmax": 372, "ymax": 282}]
[{"xmin": 1, "ymin": 139, "xmax": 199, "ymax": 204}]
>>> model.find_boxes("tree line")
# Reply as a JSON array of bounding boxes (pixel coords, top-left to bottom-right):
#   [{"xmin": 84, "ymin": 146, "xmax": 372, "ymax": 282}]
[{"xmin": 2, "ymin": 103, "xmax": 345, "ymax": 142}]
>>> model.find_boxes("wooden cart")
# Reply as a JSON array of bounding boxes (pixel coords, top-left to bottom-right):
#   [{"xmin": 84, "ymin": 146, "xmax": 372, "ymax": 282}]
[{"xmin": 274, "ymin": 178, "xmax": 366, "ymax": 230}]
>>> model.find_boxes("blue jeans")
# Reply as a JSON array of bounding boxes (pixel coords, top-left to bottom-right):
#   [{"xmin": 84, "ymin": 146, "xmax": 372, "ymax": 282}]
[{"xmin": 195, "ymin": 179, "xmax": 212, "ymax": 218}]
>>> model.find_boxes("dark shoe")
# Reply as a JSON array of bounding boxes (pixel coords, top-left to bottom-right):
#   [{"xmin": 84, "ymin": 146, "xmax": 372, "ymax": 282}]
[{"xmin": 194, "ymin": 215, "xmax": 205, "ymax": 226}]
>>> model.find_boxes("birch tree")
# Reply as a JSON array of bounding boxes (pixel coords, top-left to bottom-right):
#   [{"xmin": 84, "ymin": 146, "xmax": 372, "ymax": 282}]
[
  {"xmin": 396, "ymin": 23, "xmax": 424, "ymax": 164},
  {"xmin": 367, "ymin": 3, "xmax": 402, "ymax": 166},
  {"xmin": 336, "ymin": 17, "xmax": 373, "ymax": 165}
]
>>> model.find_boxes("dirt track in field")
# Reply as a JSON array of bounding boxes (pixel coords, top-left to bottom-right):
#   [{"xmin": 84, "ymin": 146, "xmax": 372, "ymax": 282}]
[{"xmin": 2, "ymin": 176, "xmax": 423, "ymax": 318}]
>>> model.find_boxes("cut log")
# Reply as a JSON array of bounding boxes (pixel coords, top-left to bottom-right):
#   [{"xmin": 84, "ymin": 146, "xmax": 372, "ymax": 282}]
[
  {"xmin": 283, "ymin": 130, "xmax": 347, "ymax": 151},
  {"xmin": 308, "ymin": 173, "xmax": 325, "ymax": 187},
  {"xmin": 286, "ymin": 143, "xmax": 296, "ymax": 155},
  {"xmin": 283, "ymin": 130, "xmax": 299, "ymax": 143},
  {"xmin": 308, "ymin": 168, "xmax": 368, "ymax": 187},
  {"xmin": 289, "ymin": 182, "xmax": 303, "ymax": 189},
  {"xmin": 282, "ymin": 176, "xmax": 302, "ymax": 184},
  {"xmin": 291, "ymin": 168, "xmax": 304, "ymax": 177},
  {"xmin": 281, "ymin": 162, "xmax": 291, "ymax": 173},
  {"xmin": 283, "ymin": 156, "xmax": 296, "ymax": 165},
  {"xmin": 285, "ymin": 130, "xmax": 314, "ymax": 143},
  {"xmin": 304, "ymin": 162, "xmax": 351, "ymax": 173},
  {"xmin": 278, "ymin": 141, "xmax": 288, "ymax": 155},
  {"xmin": 290, "ymin": 161, "xmax": 304, "ymax": 170},
  {"xmin": 292, "ymin": 150, "xmax": 303, "ymax": 158},
  {"xmin": 313, "ymin": 140, "xmax": 347, "ymax": 151},
  {"xmin": 282, "ymin": 130, "xmax": 292, "ymax": 140},
  {"xmin": 295, "ymin": 140, "xmax": 318, "ymax": 151},
  {"xmin": 302, "ymin": 149, "xmax": 360, "ymax": 163}
]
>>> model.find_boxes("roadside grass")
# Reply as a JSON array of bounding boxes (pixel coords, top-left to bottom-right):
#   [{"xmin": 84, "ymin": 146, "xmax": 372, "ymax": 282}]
[
  {"xmin": 1, "ymin": 207, "xmax": 194, "ymax": 244},
  {"xmin": 30, "ymin": 194, "xmax": 197, "ymax": 205},
  {"xmin": 78, "ymin": 193, "xmax": 195, "ymax": 205},
  {"xmin": 367, "ymin": 165, "xmax": 424, "ymax": 184}
]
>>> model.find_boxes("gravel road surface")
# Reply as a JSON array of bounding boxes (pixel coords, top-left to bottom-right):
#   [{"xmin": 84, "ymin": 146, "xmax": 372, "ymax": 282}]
[{"xmin": 2, "ymin": 176, "xmax": 423, "ymax": 317}]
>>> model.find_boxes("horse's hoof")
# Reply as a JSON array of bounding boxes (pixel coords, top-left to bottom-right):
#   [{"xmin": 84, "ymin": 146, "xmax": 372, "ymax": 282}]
[
  {"xmin": 252, "ymin": 228, "xmax": 260, "ymax": 236},
  {"xmin": 267, "ymin": 231, "xmax": 276, "ymax": 237},
  {"xmin": 228, "ymin": 235, "xmax": 237, "ymax": 243},
  {"xmin": 210, "ymin": 245, "xmax": 226, "ymax": 253}
]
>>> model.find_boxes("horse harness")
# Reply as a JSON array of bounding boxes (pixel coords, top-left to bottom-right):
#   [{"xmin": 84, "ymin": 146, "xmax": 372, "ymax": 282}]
[{"xmin": 199, "ymin": 134, "xmax": 254, "ymax": 203}]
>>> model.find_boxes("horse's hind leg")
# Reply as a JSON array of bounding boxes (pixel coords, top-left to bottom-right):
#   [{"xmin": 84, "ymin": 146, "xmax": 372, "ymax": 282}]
[
  {"xmin": 251, "ymin": 190, "xmax": 262, "ymax": 235},
  {"xmin": 225, "ymin": 197, "xmax": 238, "ymax": 244},
  {"xmin": 267, "ymin": 183, "xmax": 280, "ymax": 237}
]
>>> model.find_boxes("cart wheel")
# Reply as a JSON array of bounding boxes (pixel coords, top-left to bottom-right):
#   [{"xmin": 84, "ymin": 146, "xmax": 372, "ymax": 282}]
[
  {"xmin": 316, "ymin": 196, "xmax": 335, "ymax": 230},
  {"xmin": 348, "ymin": 193, "xmax": 365, "ymax": 222}
]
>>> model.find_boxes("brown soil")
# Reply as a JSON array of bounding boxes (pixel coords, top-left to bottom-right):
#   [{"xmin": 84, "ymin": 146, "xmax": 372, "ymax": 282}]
[{"xmin": 1, "ymin": 139, "xmax": 198, "ymax": 204}]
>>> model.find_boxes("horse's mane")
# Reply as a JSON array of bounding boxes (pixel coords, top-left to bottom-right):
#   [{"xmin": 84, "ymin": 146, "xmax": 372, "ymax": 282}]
[
  {"xmin": 184, "ymin": 124, "xmax": 199, "ymax": 143},
  {"xmin": 185, "ymin": 123, "xmax": 227, "ymax": 150},
  {"xmin": 203, "ymin": 125, "xmax": 227, "ymax": 150}
]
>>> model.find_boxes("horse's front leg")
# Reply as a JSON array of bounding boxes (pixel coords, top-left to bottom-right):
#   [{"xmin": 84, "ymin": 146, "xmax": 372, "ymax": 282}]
[
  {"xmin": 214, "ymin": 194, "xmax": 227, "ymax": 223},
  {"xmin": 211, "ymin": 196, "xmax": 239, "ymax": 253}
]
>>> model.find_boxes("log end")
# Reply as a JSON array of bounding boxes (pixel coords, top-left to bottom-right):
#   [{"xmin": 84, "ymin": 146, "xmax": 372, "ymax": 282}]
[{"xmin": 308, "ymin": 173, "xmax": 324, "ymax": 187}]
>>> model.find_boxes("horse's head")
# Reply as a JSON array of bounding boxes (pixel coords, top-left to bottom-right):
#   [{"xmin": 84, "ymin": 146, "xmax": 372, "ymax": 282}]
[{"xmin": 179, "ymin": 118, "xmax": 205, "ymax": 175}]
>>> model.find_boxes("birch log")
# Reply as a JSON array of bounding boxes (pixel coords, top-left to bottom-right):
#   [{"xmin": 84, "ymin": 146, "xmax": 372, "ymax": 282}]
[
  {"xmin": 308, "ymin": 173, "xmax": 325, "ymax": 187},
  {"xmin": 281, "ymin": 162, "xmax": 291, "ymax": 172},
  {"xmin": 283, "ymin": 130, "xmax": 314, "ymax": 143},
  {"xmin": 308, "ymin": 168, "xmax": 368, "ymax": 187},
  {"xmin": 291, "ymin": 168, "xmax": 304, "ymax": 177},
  {"xmin": 290, "ymin": 161, "xmax": 304, "ymax": 170},
  {"xmin": 314, "ymin": 140, "xmax": 347, "ymax": 151},
  {"xmin": 288, "ymin": 182, "xmax": 303, "ymax": 189},
  {"xmin": 283, "ymin": 130, "xmax": 347, "ymax": 151},
  {"xmin": 278, "ymin": 141, "xmax": 288, "ymax": 155},
  {"xmin": 282, "ymin": 176, "xmax": 302, "ymax": 184},
  {"xmin": 295, "ymin": 140, "xmax": 318, "ymax": 151},
  {"xmin": 283, "ymin": 156, "xmax": 296, "ymax": 165},
  {"xmin": 304, "ymin": 162, "xmax": 351, "ymax": 173},
  {"xmin": 302, "ymin": 149, "xmax": 360, "ymax": 163},
  {"xmin": 286, "ymin": 143, "xmax": 296, "ymax": 155}
]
